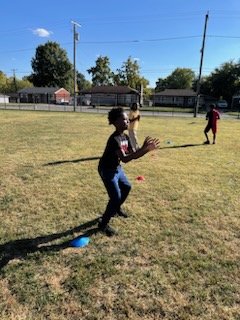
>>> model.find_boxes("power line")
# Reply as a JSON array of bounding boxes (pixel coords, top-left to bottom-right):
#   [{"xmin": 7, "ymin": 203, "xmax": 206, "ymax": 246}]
[
  {"xmin": 208, "ymin": 35, "xmax": 240, "ymax": 39},
  {"xmin": 0, "ymin": 34, "xmax": 240, "ymax": 55},
  {"xmin": 78, "ymin": 34, "xmax": 240, "ymax": 44},
  {"xmin": 79, "ymin": 35, "xmax": 202, "ymax": 44}
]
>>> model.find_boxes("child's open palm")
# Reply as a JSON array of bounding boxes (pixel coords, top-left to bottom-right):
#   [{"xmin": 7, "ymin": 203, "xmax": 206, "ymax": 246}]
[{"xmin": 142, "ymin": 136, "xmax": 160, "ymax": 152}]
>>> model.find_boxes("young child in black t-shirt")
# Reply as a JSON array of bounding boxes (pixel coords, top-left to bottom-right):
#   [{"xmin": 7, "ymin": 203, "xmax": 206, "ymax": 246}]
[{"xmin": 98, "ymin": 107, "xmax": 160, "ymax": 236}]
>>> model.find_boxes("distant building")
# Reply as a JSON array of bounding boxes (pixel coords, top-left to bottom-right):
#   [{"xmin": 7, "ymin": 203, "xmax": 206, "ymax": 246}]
[
  {"xmin": 18, "ymin": 87, "xmax": 70, "ymax": 104},
  {"xmin": 79, "ymin": 86, "xmax": 140, "ymax": 106},
  {"xmin": 153, "ymin": 89, "xmax": 197, "ymax": 107},
  {"xmin": 231, "ymin": 92, "xmax": 240, "ymax": 109},
  {"xmin": 8, "ymin": 93, "xmax": 19, "ymax": 103},
  {"xmin": 0, "ymin": 94, "xmax": 10, "ymax": 104}
]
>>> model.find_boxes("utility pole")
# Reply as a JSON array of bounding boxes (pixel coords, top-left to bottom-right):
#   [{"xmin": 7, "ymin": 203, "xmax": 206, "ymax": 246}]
[
  {"xmin": 11, "ymin": 68, "xmax": 18, "ymax": 92},
  {"xmin": 194, "ymin": 12, "xmax": 209, "ymax": 117},
  {"xmin": 71, "ymin": 20, "xmax": 81, "ymax": 112}
]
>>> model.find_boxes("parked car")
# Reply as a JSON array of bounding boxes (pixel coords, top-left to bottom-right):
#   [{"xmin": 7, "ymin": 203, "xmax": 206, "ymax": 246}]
[
  {"xmin": 217, "ymin": 100, "xmax": 228, "ymax": 108},
  {"xmin": 56, "ymin": 99, "xmax": 69, "ymax": 105}
]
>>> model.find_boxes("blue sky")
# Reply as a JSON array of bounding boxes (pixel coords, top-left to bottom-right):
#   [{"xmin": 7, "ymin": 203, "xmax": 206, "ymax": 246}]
[{"xmin": 1, "ymin": 0, "xmax": 240, "ymax": 87}]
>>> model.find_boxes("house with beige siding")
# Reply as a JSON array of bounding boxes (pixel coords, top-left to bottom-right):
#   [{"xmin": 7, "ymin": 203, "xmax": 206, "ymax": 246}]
[
  {"xmin": 79, "ymin": 86, "xmax": 140, "ymax": 106},
  {"xmin": 153, "ymin": 89, "xmax": 197, "ymax": 107}
]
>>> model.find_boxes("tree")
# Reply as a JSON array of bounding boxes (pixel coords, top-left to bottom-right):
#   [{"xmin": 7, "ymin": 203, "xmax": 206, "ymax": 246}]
[
  {"xmin": 16, "ymin": 77, "xmax": 33, "ymax": 91},
  {"xmin": 30, "ymin": 41, "xmax": 73, "ymax": 91},
  {"xmin": 155, "ymin": 78, "xmax": 169, "ymax": 92},
  {"xmin": 0, "ymin": 71, "xmax": 33, "ymax": 93},
  {"xmin": 199, "ymin": 61, "xmax": 240, "ymax": 103},
  {"xmin": 155, "ymin": 68, "xmax": 195, "ymax": 91},
  {"xmin": 87, "ymin": 56, "xmax": 113, "ymax": 86},
  {"xmin": 114, "ymin": 56, "xmax": 150, "ymax": 97},
  {"xmin": 0, "ymin": 71, "xmax": 8, "ymax": 92},
  {"xmin": 5, "ymin": 77, "xmax": 33, "ymax": 93},
  {"xmin": 77, "ymin": 72, "xmax": 91, "ymax": 91},
  {"xmin": 114, "ymin": 57, "xmax": 142, "ymax": 88}
]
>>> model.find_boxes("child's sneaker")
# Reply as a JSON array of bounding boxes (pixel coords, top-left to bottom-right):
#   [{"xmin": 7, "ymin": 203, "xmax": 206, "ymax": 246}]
[
  {"xmin": 203, "ymin": 140, "xmax": 210, "ymax": 144},
  {"xmin": 98, "ymin": 222, "xmax": 117, "ymax": 236}
]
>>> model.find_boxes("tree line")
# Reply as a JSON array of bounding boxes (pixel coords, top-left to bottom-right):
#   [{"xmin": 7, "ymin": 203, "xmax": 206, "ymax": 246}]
[{"xmin": 1, "ymin": 41, "xmax": 240, "ymax": 103}]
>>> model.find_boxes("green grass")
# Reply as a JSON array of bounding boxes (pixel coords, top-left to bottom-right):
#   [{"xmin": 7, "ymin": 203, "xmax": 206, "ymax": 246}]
[{"xmin": 0, "ymin": 110, "xmax": 239, "ymax": 320}]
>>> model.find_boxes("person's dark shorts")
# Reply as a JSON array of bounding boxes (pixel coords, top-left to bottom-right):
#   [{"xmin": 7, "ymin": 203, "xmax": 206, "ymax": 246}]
[{"xmin": 204, "ymin": 123, "xmax": 212, "ymax": 133}]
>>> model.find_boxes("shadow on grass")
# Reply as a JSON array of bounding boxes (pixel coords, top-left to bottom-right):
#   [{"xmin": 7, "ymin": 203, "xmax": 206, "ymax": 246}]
[
  {"xmin": 0, "ymin": 218, "xmax": 100, "ymax": 270},
  {"xmin": 44, "ymin": 156, "xmax": 101, "ymax": 166},
  {"xmin": 160, "ymin": 143, "xmax": 205, "ymax": 150}
]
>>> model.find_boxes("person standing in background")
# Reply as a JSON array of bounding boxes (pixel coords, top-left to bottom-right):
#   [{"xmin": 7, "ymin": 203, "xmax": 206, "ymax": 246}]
[
  {"xmin": 128, "ymin": 102, "xmax": 141, "ymax": 151},
  {"xmin": 204, "ymin": 103, "xmax": 220, "ymax": 144}
]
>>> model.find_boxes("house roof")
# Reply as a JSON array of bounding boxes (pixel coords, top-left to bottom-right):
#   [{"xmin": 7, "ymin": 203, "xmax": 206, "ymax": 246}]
[
  {"xmin": 18, "ymin": 87, "xmax": 68, "ymax": 94},
  {"xmin": 155, "ymin": 89, "xmax": 197, "ymax": 97},
  {"xmin": 5, "ymin": 93, "xmax": 19, "ymax": 97},
  {"xmin": 80, "ymin": 86, "xmax": 140, "ymax": 95}
]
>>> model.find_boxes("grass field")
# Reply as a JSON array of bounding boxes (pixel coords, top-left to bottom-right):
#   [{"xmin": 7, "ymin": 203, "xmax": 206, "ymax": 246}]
[{"xmin": 0, "ymin": 110, "xmax": 239, "ymax": 320}]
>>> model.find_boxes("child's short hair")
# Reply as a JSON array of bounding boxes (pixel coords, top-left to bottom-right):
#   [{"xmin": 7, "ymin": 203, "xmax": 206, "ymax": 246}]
[
  {"xmin": 108, "ymin": 107, "xmax": 124, "ymax": 125},
  {"xmin": 130, "ymin": 102, "xmax": 139, "ymax": 110}
]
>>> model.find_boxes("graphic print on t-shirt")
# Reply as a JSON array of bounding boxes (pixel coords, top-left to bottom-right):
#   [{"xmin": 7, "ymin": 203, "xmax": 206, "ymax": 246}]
[{"xmin": 121, "ymin": 139, "xmax": 128, "ymax": 152}]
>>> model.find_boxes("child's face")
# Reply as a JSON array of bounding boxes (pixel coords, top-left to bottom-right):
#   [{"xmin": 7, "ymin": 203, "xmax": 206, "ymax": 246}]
[{"xmin": 115, "ymin": 112, "xmax": 129, "ymax": 131}]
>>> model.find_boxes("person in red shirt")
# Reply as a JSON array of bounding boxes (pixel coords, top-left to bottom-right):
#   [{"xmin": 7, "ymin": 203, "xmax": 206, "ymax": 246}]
[
  {"xmin": 204, "ymin": 104, "xmax": 220, "ymax": 144},
  {"xmin": 98, "ymin": 107, "xmax": 160, "ymax": 236}
]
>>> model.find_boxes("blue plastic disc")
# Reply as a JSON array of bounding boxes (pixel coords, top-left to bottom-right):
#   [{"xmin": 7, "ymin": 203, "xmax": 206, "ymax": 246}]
[{"xmin": 71, "ymin": 237, "xmax": 90, "ymax": 248}]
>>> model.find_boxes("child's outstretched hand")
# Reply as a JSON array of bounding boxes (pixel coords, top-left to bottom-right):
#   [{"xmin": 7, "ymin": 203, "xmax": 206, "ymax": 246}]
[{"xmin": 142, "ymin": 136, "xmax": 160, "ymax": 152}]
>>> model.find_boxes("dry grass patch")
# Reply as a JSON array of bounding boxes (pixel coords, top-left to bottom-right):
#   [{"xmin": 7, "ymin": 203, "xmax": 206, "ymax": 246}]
[{"xmin": 0, "ymin": 110, "xmax": 239, "ymax": 319}]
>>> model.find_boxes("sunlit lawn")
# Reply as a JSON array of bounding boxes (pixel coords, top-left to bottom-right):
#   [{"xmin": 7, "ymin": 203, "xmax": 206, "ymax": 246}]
[{"xmin": 0, "ymin": 110, "xmax": 239, "ymax": 320}]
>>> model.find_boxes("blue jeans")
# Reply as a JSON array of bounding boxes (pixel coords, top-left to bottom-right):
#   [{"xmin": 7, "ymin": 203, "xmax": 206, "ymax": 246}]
[{"xmin": 98, "ymin": 165, "xmax": 131, "ymax": 226}]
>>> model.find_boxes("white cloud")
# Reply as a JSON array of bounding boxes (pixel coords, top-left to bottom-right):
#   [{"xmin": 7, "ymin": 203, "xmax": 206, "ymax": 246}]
[{"xmin": 33, "ymin": 28, "xmax": 52, "ymax": 38}]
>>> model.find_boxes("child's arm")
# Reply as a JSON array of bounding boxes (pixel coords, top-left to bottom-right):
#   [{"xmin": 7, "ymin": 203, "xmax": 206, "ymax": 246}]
[
  {"xmin": 129, "ymin": 115, "xmax": 140, "ymax": 122},
  {"xmin": 116, "ymin": 136, "xmax": 160, "ymax": 163}
]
